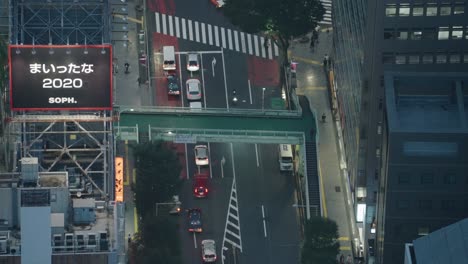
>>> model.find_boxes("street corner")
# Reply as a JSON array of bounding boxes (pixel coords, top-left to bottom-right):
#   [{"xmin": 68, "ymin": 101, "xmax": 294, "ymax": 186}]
[
  {"xmin": 247, "ymin": 56, "xmax": 280, "ymax": 87},
  {"xmin": 152, "ymin": 32, "xmax": 179, "ymax": 52}
]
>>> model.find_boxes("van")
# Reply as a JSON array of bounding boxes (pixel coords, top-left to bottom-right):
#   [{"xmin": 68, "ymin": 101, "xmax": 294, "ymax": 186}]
[
  {"xmin": 163, "ymin": 46, "xmax": 176, "ymax": 70},
  {"xmin": 278, "ymin": 144, "xmax": 294, "ymax": 171}
]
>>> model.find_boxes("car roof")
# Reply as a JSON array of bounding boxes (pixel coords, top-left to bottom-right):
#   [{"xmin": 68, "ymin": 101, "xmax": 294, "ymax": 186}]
[
  {"xmin": 188, "ymin": 53, "xmax": 198, "ymax": 60},
  {"xmin": 202, "ymin": 240, "xmax": 216, "ymax": 254}
]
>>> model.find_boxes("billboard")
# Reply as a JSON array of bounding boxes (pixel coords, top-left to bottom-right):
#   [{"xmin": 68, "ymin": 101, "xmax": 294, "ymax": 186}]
[
  {"xmin": 115, "ymin": 157, "xmax": 124, "ymax": 202},
  {"xmin": 9, "ymin": 45, "xmax": 112, "ymax": 111}
]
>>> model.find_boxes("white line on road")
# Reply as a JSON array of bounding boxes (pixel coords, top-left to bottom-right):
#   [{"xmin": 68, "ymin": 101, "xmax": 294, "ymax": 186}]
[
  {"xmin": 193, "ymin": 233, "xmax": 197, "ymax": 248},
  {"xmin": 221, "ymin": 48, "xmax": 229, "ymax": 110},
  {"xmin": 200, "ymin": 54, "xmax": 207, "ymax": 109},
  {"xmin": 230, "ymin": 143, "xmax": 236, "ymax": 180},
  {"xmin": 208, "ymin": 24, "xmax": 213, "ymax": 45},
  {"xmin": 233, "ymin": 30, "xmax": 239, "ymax": 52},
  {"xmin": 155, "ymin": 12, "xmax": 160, "ymax": 33},
  {"xmin": 260, "ymin": 36, "xmax": 266, "ymax": 58},
  {"xmin": 261, "ymin": 205, "xmax": 267, "ymax": 238},
  {"xmin": 254, "ymin": 35, "xmax": 259, "ymax": 57},
  {"xmin": 178, "ymin": 54, "xmax": 184, "ymax": 106},
  {"xmin": 214, "ymin": 25, "xmax": 220, "ymax": 46},
  {"xmin": 255, "ymin": 143, "xmax": 259, "ymax": 167},
  {"xmin": 208, "ymin": 143, "xmax": 213, "ymax": 179},
  {"xmin": 240, "ymin": 32, "xmax": 246, "ymax": 53},
  {"xmin": 168, "ymin": 15, "xmax": 174, "ymax": 36},
  {"xmin": 185, "ymin": 143, "xmax": 189, "ymax": 180},
  {"xmin": 201, "ymin": 22, "xmax": 207, "ymax": 44},
  {"xmin": 227, "ymin": 29, "xmax": 233, "ymax": 50},
  {"xmin": 175, "ymin": 16, "xmax": 180, "ymax": 37},
  {"xmin": 247, "ymin": 33, "xmax": 253, "ymax": 55},
  {"xmin": 248, "ymin": 79, "xmax": 252, "ymax": 104},
  {"xmin": 188, "ymin": 19, "xmax": 193, "ymax": 41},
  {"xmin": 195, "ymin": 21, "xmax": 200, "ymax": 42},
  {"xmin": 161, "ymin": 14, "xmax": 167, "ymax": 35},
  {"xmin": 181, "ymin": 18, "xmax": 187, "ymax": 39},
  {"xmin": 221, "ymin": 28, "xmax": 226, "ymax": 49}
]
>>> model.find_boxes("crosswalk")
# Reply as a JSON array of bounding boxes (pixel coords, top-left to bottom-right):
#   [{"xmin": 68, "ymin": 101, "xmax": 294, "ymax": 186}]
[
  {"xmin": 154, "ymin": 12, "xmax": 279, "ymax": 59},
  {"xmin": 320, "ymin": 0, "xmax": 332, "ymax": 25}
]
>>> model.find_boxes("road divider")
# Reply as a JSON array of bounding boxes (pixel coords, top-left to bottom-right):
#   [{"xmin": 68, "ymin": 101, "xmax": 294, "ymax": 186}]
[{"xmin": 261, "ymin": 205, "xmax": 267, "ymax": 238}]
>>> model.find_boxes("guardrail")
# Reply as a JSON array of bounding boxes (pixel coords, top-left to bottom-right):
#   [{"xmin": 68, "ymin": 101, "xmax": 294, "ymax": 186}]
[{"xmin": 115, "ymin": 104, "xmax": 302, "ymax": 118}]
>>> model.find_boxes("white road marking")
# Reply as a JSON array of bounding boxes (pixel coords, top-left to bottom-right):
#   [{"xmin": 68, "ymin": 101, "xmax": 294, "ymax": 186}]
[
  {"xmin": 201, "ymin": 22, "xmax": 207, "ymax": 44},
  {"xmin": 227, "ymin": 29, "xmax": 233, "ymax": 50},
  {"xmin": 233, "ymin": 30, "xmax": 240, "ymax": 51},
  {"xmin": 181, "ymin": 18, "xmax": 187, "ymax": 39},
  {"xmin": 240, "ymin": 32, "xmax": 246, "ymax": 53},
  {"xmin": 175, "ymin": 16, "xmax": 180, "ymax": 37},
  {"xmin": 262, "ymin": 205, "xmax": 267, "ymax": 238},
  {"xmin": 274, "ymin": 43, "xmax": 279, "ymax": 56},
  {"xmin": 221, "ymin": 28, "xmax": 226, "ymax": 49},
  {"xmin": 260, "ymin": 36, "xmax": 266, "ymax": 58},
  {"xmin": 188, "ymin": 19, "xmax": 193, "ymax": 41},
  {"xmin": 161, "ymin": 14, "xmax": 167, "ymax": 35},
  {"xmin": 168, "ymin": 15, "xmax": 174, "ymax": 36},
  {"xmin": 255, "ymin": 143, "xmax": 259, "ymax": 167},
  {"xmin": 254, "ymin": 35, "xmax": 259, "ymax": 57},
  {"xmin": 155, "ymin": 12, "xmax": 160, "ymax": 33},
  {"xmin": 208, "ymin": 24, "xmax": 213, "ymax": 45},
  {"xmin": 248, "ymin": 79, "xmax": 252, "ymax": 104},
  {"xmin": 221, "ymin": 48, "xmax": 229, "ymax": 110},
  {"xmin": 185, "ymin": 143, "xmax": 189, "ymax": 180},
  {"xmin": 178, "ymin": 54, "xmax": 184, "ymax": 106},
  {"xmin": 247, "ymin": 33, "xmax": 253, "ymax": 55},
  {"xmin": 194, "ymin": 21, "xmax": 200, "ymax": 42},
  {"xmin": 267, "ymin": 42, "xmax": 273, "ymax": 59},
  {"xmin": 200, "ymin": 54, "xmax": 207, "ymax": 109},
  {"xmin": 214, "ymin": 25, "xmax": 220, "ymax": 46},
  {"xmin": 193, "ymin": 233, "xmax": 197, "ymax": 248}
]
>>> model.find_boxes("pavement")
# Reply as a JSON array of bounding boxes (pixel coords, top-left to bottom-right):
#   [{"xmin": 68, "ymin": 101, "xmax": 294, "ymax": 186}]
[{"xmin": 290, "ymin": 28, "xmax": 359, "ymax": 261}]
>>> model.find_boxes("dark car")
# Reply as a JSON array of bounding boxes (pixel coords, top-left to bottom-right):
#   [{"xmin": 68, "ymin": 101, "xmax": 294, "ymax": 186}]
[
  {"xmin": 167, "ymin": 73, "xmax": 180, "ymax": 95},
  {"xmin": 193, "ymin": 173, "xmax": 209, "ymax": 198},
  {"xmin": 187, "ymin": 208, "xmax": 203, "ymax": 232}
]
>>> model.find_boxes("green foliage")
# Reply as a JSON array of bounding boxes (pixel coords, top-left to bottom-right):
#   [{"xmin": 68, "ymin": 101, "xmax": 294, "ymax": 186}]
[
  {"xmin": 301, "ymin": 217, "xmax": 340, "ymax": 264},
  {"xmin": 223, "ymin": 0, "xmax": 325, "ymax": 56},
  {"xmin": 135, "ymin": 214, "xmax": 182, "ymax": 264},
  {"xmin": 132, "ymin": 141, "xmax": 182, "ymax": 219}
]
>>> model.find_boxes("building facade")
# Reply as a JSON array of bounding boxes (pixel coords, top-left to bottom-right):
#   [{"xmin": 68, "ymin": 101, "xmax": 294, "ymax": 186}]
[{"xmin": 333, "ymin": 0, "xmax": 468, "ymax": 263}]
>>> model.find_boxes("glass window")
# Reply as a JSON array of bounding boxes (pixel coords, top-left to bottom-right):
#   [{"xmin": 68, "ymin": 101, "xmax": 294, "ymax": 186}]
[
  {"xmin": 384, "ymin": 29, "xmax": 395, "ymax": 39},
  {"xmin": 404, "ymin": 141, "xmax": 457, "ymax": 156},
  {"xmin": 464, "ymin": 54, "xmax": 468, "ymax": 63},
  {"xmin": 452, "ymin": 26, "xmax": 464, "ymax": 39},
  {"xmin": 440, "ymin": 5, "xmax": 452, "ymax": 15},
  {"xmin": 395, "ymin": 55, "xmax": 406, "ymax": 64},
  {"xmin": 397, "ymin": 200, "xmax": 410, "ymax": 209},
  {"xmin": 412, "ymin": 5, "xmax": 424, "ymax": 16},
  {"xmin": 419, "ymin": 200, "xmax": 432, "ymax": 210},
  {"xmin": 409, "ymin": 55, "xmax": 420, "ymax": 64},
  {"xmin": 397, "ymin": 30, "xmax": 409, "ymax": 40},
  {"xmin": 422, "ymin": 54, "xmax": 434, "ymax": 64},
  {"xmin": 442, "ymin": 200, "xmax": 456, "ymax": 211},
  {"xmin": 450, "ymin": 54, "xmax": 461, "ymax": 63},
  {"xmin": 386, "ymin": 5, "xmax": 397, "ymax": 16},
  {"xmin": 411, "ymin": 30, "xmax": 423, "ymax": 40},
  {"xmin": 422, "ymin": 28, "xmax": 437, "ymax": 40},
  {"xmin": 444, "ymin": 173, "xmax": 457, "ymax": 184},
  {"xmin": 466, "ymin": 28, "xmax": 468, "ymax": 39},
  {"xmin": 426, "ymin": 4, "xmax": 438, "ymax": 16},
  {"xmin": 399, "ymin": 4, "xmax": 411, "ymax": 16},
  {"xmin": 438, "ymin": 27, "xmax": 450, "ymax": 40},
  {"xmin": 454, "ymin": 4, "xmax": 465, "ymax": 14},
  {"xmin": 436, "ymin": 54, "xmax": 447, "ymax": 63},
  {"xmin": 398, "ymin": 173, "xmax": 410, "ymax": 184},
  {"xmin": 421, "ymin": 173, "xmax": 434, "ymax": 184},
  {"xmin": 383, "ymin": 53, "xmax": 394, "ymax": 64},
  {"xmin": 418, "ymin": 227, "xmax": 430, "ymax": 236}
]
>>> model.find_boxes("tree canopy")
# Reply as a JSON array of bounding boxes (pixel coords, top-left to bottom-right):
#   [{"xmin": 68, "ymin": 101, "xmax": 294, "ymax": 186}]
[
  {"xmin": 301, "ymin": 217, "xmax": 340, "ymax": 264},
  {"xmin": 132, "ymin": 141, "xmax": 182, "ymax": 218},
  {"xmin": 223, "ymin": 0, "xmax": 325, "ymax": 60}
]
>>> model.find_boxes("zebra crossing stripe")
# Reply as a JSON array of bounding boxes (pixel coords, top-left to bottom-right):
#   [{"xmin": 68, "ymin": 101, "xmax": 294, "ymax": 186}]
[
  {"xmin": 162, "ymin": 14, "xmax": 167, "ymax": 35},
  {"xmin": 274, "ymin": 44, "xmax": 279, "ymax": 57},
  {"xmin": 233, "ymin": 30, "xmax": 239, "ymax": 52},
  {"xmin": 175, "ymin": 17, "xmax": 180, "ymax": 37},
  {"xmin": 181, "ymin": 18, "xmax": 187, "ymax": 39},
  {"xmin": 214, "ymin": 26, "xmax": 220, "ymax": 47},
  {"xmin": 188, "ymin": 20, "xmax": 193, "ymax": 41},
  {"xmin": 240, "ymin": 32, "xmax": 246, "ymax": 53},
  {"xmin": 155, "ymin": 12, "xmax": 160, "ymax": 33},
  {"xmin": 260, "ymin": 37, "xmax": 266, "ymax": 58},
  {"xmin": 207, "ymin": 24, "xmax": 213, "ymax": 45},
  {"xmin": 247, "ymin": 34, "xmax": 253, "ymax": 55},
  {"xmin": 221, "ymin": 28, "xmax": 227, "ymax": 49},
  {"xmin": 253, "ymin": 36, "xmax": 259, "ymax": 57},
  {"xmin": 227, "ymin": 29, "xmax": 233, "ymax": 50},
  {"xmin": 168, "ymin": 15, "xmax": 174, "ymax": 36},
  {"xmin": 201, "ymin": 22, "xmax": 207, "ymax": 44},
  {"xmin": 194, "ymin": 21, "xmax": 200, "ymax": 42}
]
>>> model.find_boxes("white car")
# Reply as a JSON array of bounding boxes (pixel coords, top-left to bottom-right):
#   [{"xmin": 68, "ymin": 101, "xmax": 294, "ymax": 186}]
[
  {"xmin": 187, "ymin": 53, "xmax": 200, "ymax": 72},
  {"xmin": 194, "ymin": 145, "xmax": 209, "ymax": 166},
  {"xmin": 201, "ymin": 239, "xmax": 217, "ymax": 263},
  {"xmin": 186, "ymin": 79, "xmax": 202, "ymax": 101},
  {"xmin": 210, "ymin": 0, "xmax": 225, "ymax": 8}
]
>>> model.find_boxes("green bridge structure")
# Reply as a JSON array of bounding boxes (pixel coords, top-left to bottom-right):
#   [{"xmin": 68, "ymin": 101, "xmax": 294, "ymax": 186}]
[{"xmin": 116, "ymin": 96, "xmax": 321, "ymax": 219}]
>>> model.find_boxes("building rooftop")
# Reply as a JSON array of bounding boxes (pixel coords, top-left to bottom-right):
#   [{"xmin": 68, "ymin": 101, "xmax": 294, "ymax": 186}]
[
  {"xmin": 385, "ymin": 72, "xmax": 468, "ymax": 133},
  {"xmin": 411, "ymin": 218, "xmax": 468, "ymax": 264}
]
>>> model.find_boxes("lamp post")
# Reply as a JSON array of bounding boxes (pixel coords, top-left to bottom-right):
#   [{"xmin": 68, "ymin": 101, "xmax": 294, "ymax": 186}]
[{"xmin": 262, "ymin": 87, "xmax": 266, "ymax": 111}]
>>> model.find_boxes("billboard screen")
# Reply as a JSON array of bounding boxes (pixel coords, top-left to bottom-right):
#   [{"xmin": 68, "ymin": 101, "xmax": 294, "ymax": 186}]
[{"xmin": 9, "ymin": 45, "xmax": 112, "ymax": 111}]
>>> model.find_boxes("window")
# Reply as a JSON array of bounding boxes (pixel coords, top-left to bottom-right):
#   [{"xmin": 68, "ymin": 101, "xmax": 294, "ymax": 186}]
[
  {"xmin": 422, "ymin": 54, "xmax": 434, "ymax": 64},
  {"xmin": 421, "ymin": 173, "xmax": 434, "ymax": 184},
  {"xmin": 426, "ymin": 4, "xmax": 438, "ymax": 16},
  {"xmin": 454, "ymin": 4, "xmax": 465, "ymax": 14},
  {"xmin": 440, "ymin": 5, "xmax": 451, "ymax": 16},
  {"xmin": 384, "ymin": 29, "xmax": 395, "ymax": 39},
  {"xmin": 409, "ymin": 55, "xmax": 420, "ymax": 64},
  {"xmin": 418, "ymin": 227, "xmax": 430, "ymax": 236},
  {"xmin": 441, "ymin": 200, "xmax": 456, "ymax": 211},
  {"xmin": 398, "ymin": 173, "xmax": 410, "ymax": 184},
  {"xmin": 436, "ymin": 54, "xmax": 447, "ymax": 63},
  {"xmin": 383, "ymin": 53, "xmax": 394, "ymax": 64},
  {"xmin": 464, "ymin": 54, "xmax": 468, "ymax": 63},
  {"xmin": 450, "ymin": 54, "xmax": 461, "ymax": 63},
  {"xmin": 399, "ymin": 4, "xmax": 411, "ymax": 16},
  {"xmin": 397, "ymin": 200, "xmax": 410, "ymax": 209},
  {"xmin": 404, "ymin": 141, "xmax": 458, "ymax": 156},
  {"xmin": 422, "ymin": 28, "xmax": 437, "ymax": 40},
  {"xmin": 411, "ymin": 30, "xmax": 422, "ymax": 40},
  {"xmin": 452, "ymin": 26, "xmax": 464, "ymax": 39},
  {"xmin": 466, "ymin": 28, "xmax": 468, "ymax": 39},
  {"xmin": 395, "ymin": 55, "xmax": 406, "ymax": 64},
  {"xmin": 397, "ymin": 30, "xmax": 409, "ymax": 40},
  {"xmin": 419, "ymin": 200, "xmax": 432, "ymax": 210},
  {"xmin": 438, "ymin": 27, "xmax": 450, "ymax": 40},
  {"xmin": 412, "ymin": 5, "xmax": 424, "ymax": 16},
  {"xmin": 386, "ymin": 5, "xmax": 397, "ymax": 16},
  {"xmin": 443, "ymin": 173, "xmax": 456, "ymax": 184}
]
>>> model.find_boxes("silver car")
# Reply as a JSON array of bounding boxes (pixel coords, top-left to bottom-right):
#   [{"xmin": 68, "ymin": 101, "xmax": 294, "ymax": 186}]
[
  {"xmin": 186, "ymin": 79, "xmax": 202, "ymax": 101},
  {"xmin": 201, "ymin": 239, "xmax": 217, "ymax": 262},
  {"xmin": 187, "ymin": 53, "xmax": 200, "ymax": 72}
]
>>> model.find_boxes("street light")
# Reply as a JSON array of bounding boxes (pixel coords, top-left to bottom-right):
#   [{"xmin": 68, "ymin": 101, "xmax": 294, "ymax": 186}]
[{"xmin": 262, "ymin": 87, "xmax": 266, "ymax": 111}]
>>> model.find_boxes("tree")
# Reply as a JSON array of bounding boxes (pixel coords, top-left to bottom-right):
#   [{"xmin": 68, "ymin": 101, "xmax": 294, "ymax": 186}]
[
  {"xmin": 301, "ymin": 217, "xmax": 340, "ymax": 264},
  {"xmin": 132, "ymin": 141, "xmax": 182, "ymax": 218},
  {"xmin": 223, "ymin": 0, "xmax": 325, "ymax": 65}
]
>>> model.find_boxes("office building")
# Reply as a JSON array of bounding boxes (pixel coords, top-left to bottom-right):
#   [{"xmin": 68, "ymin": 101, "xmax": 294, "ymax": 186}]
[{"xmin": 332, "ymin": 1, "xmax": 468, "ymax": 263}]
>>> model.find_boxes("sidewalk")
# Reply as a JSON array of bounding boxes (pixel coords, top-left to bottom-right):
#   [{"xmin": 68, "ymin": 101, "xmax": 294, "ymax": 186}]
[{"xmin": 290, "ymin": 29, "xmax": 358, "ymax": 261}]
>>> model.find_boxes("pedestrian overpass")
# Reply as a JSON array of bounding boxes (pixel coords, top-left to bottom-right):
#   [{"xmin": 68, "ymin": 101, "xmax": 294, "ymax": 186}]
[{"xmin": 115, "ymin": 104, "xmax": 322, "ymax": 219}]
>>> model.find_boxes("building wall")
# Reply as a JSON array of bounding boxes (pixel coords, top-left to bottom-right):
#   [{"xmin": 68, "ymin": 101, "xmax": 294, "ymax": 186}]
[{"xmin": 382, "ymin": 131, "xmax": 468, "ymax": 263}]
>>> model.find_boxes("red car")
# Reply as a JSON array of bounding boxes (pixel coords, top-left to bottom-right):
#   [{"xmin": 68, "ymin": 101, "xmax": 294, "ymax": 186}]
[
  {"xmin": 210, "ymin": 0, "xmax": 225, "ymax": 8},
  {"xmin": 193, "ymin": 173, "xmax": 209, "ymax": 198}
]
